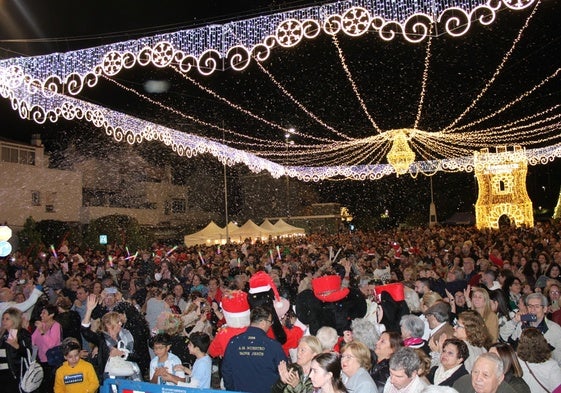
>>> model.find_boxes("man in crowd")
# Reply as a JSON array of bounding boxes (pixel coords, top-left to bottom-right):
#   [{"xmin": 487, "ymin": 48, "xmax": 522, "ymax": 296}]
[
  {"xmin": 222, "ymin": 306, "xmax": 287, "ymax": 393},
  {"xmin": 453, "ymin": 353, "xmax": 516, "ymax": 393},
  {"xmin": 383, "ymin": 347, "xmax": 428, "ymax": 393},
  {"xmin": 506, "ymin": 293, "xmax": 561, "ymax": 366}
]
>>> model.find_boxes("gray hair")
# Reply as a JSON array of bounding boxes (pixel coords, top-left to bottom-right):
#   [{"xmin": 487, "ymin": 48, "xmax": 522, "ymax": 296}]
[
  {"xmin": 351, "ymin": 318, "xmax": 379, "ymax": 351},
  {"xmin": 400, "ymin": 314, "xmax": 425, "ymax": 339},
  {"xmin": 316, "ymin": 326, "xmax": 339, "ymax": 351},
  {"xmin": 525, "ymin": 293, "xmax": 548, "ymax": 307},
  {"xmin": 389, "ymin": 347, "xmax": 421, "ymax": 377},
  {"xmin": 474, "ymin": 353, "xmax": 504, "ymax": 378},
  {"xmin": 425, "ymin": 302, "xmax": 450, "ymax": 323}
]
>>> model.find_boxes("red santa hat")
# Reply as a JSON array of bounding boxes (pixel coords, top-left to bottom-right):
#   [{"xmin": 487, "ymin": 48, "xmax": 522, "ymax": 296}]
[
  {"xmin": 221, "ymin": 290, "xmax": 250, "ymax": 328},
  {"xmin": 248, "ymin": 271, "xmax": 281, "ymax": 302}
]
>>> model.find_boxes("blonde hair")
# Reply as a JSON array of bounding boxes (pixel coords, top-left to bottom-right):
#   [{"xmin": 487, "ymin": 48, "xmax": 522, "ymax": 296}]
[
  {"xmin": 421, "ymin": 291, "xmax": 442, "ymax": 310},
  {"xmin": 299, "ymin": 335, "xmax": 322, "ymax": 355},
  {"xmin": 471, "ymin": 287, "xmax": 493, "ymax": 321},
  {"xmin": 342, "ymin": 340, "xmax": 372, "ymax": 370},
  {"xmin": 101, "ymin": 311, "xmax": 127, "ymax": 332}
]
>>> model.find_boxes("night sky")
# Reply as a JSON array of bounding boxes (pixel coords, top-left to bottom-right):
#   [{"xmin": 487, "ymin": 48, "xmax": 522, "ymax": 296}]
[{"xmin": 0, "ymin": 0, "xmax": 560, "ymax": 226}]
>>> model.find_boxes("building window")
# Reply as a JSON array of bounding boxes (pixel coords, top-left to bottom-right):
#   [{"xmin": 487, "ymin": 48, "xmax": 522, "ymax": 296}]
[
  {"xmin": 31, "ymin": 191, "xmax": 41, "ymax": 206},
  {"xmin": 1, "ymin": 146, "xmax": 35, "ymax": 165},
  {"xmin": 45, "ymin": 192, "xmax": 57, "ymax": 213},
  {"xmin": 171, "ymin": 199, "xmax": 186, "ymax": 213}
]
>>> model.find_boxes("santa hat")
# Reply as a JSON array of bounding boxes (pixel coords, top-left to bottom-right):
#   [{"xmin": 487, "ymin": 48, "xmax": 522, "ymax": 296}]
[
  {"xmin": 221, "ymin": 290, "xmax": 250, "ymax": 328},
  {"xmin": 249, "ymin": 271, "xmax": 280, "ymax": 301}
]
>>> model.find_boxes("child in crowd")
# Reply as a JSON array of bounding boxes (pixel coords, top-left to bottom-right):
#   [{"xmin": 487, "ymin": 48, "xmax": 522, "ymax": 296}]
[
  {"xmin": 54, "ymin": 340, "xmax": 99, "ymax": 393},
  {"xmin": 149, "ymin": 333, "xmax": 186, "ymax": 385},
  {"xmin": 175, "ymin": 331, "xmax": 212, "ymax": 388}
]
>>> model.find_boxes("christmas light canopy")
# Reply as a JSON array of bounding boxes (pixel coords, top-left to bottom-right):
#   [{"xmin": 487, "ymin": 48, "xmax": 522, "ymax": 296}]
[{"xmin": 0, "ymin": 0, "xmax": 558, "ymax": 181}]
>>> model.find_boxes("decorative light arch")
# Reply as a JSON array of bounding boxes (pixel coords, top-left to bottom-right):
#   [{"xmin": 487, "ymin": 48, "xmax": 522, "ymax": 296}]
[{"xmin": 0, "ymin": 0, "xmax": 557, "ymax": 182}]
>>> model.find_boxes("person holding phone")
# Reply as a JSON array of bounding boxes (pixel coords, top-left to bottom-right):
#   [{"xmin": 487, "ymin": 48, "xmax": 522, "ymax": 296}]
[{"xmin": 0, "ymin": 307, "xmax": 33, "ymax": 391}]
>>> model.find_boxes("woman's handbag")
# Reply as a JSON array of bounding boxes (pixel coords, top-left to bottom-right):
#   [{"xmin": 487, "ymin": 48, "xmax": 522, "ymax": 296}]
[
  {"xmin": 104, "ymin": 340, "xmax": 139, "ymax": 378},
  {"xmin": 104, "ymin": 356, "xmax": 136, "ymax": 377}
]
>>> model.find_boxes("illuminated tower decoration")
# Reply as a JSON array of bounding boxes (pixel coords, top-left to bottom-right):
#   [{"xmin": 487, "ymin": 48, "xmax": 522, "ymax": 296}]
[
  {"xmin": 554, "ymin": 187, "xmax": 561, "ymax": 220},
  {"xmin": 474, "ymin": 145, "xmax": 533, "ymax": 230},
  {"xmin": 387, "ymin": 129, "xmax": 416, "ymax": 177}
]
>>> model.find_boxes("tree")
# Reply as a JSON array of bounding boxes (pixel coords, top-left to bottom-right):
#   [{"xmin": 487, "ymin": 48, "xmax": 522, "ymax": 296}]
[
  {"xmin": 83, "ymin": 215, "xmax": 148, "ymax": 252},
  {"xmin": 17, "ymin": 217, "xmax": 44, "ymax": 255}
]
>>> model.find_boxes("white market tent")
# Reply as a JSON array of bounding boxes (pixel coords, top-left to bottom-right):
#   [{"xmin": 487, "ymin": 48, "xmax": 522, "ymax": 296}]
[
  {"xmin": 274, "ymin": 219, "xmax": 306, "ymax": 236},
  {"xmin": 260, "ymin": 219, "xmax": 277, "ymax": 232},
  {"xmin": 184, "ymin": 221, "xmax": 237, "ymax": 247},
  {"xmin": 229, "ymin": 219, "xmax": 274, "ymax": 242}
]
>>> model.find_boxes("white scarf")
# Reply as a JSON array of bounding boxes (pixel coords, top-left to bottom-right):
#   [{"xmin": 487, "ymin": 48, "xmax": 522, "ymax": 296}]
[{"xmin": 434, "ymin": 364, "xmax": 461, "ymax": 385}]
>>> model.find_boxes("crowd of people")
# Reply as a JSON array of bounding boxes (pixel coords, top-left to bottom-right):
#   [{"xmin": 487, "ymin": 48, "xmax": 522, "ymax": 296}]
[{"xmin": 1, "ymin": 220, "xmax": 561, "ymax": 393}]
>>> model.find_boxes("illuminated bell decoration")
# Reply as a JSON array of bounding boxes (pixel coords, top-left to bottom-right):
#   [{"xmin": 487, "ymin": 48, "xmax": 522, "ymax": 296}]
[{"xmin": 386, "ymin": 129, "xmax": 415, "ymax": 176}]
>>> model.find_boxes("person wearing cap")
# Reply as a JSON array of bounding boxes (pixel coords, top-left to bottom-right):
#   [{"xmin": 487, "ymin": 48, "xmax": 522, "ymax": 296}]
[
  {"xmin": 248, "ymin": 271, "xmax": 287, "ymax": 344},
  {"xmin": 208, "ymin": 290, "xmax": 250, "ymax": 358},
  {"xmin": 296, "ymin": 275, "xmax": 367, "ymax": 336},
  {"xmin": 222, "ymin": 306, "xmax": 288, "ymax": 393}
]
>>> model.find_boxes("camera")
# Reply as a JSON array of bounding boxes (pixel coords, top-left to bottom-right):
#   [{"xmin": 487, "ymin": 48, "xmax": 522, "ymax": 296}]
[{"xmin": 520, "ymin": 314, "xmax": 537, "ymax": 323}]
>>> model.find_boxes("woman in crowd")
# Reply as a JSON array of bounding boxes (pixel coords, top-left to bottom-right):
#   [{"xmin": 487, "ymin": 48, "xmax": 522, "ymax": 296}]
[
  {"xmin": 400, "ymin": 314, "xmax": 430, "ymax": 355},
  {"xmin": 144, "ymin": 286, "xmax": 170, "ymax": 331},
  {"xmin": 522, "ymin": 260, "xmax": 540, "ymax": 290},
  {"xmin": 489, "ymin": 289, "xmax": 516, "ymax": 342},
  {"xmin": 371, "ymin": 331, "xmax": 401, "ymax": 393},
  {"xmin": 427, "ymin": 338, "xmax": 468, "ymax": 387},
  {"xmin": 275, "ymin": 335, "xmax": 322, "ymax": 393},
  {"xmin": 54, "ymin": 296, "xmax": 82, "ymax": 342},
  {"xmin": 340, "ymin": 341, "xmax": 376, "ymax": 393},
  {"xmin": 81, "ymin": 294, "xmax": 141, "ymax": 382},
  {"xmin": 0, "ymin": 308, "xmax": 32, "ymax": 391},
  {"xmin": 309, "ymin": 352, "xmax": 348, "ymax": 393},
  {"xmin": 544, "ymin": 280, "xmax": 561, "ymax": 319},
  {"xmin": 470, "ymin": 287, "xmax": 499, "ymax": 343},
  {"xmin": 190, "ymin": 274, "xmax": 208, "ymax": 297},
  {"xmin": 516, "ymin": 327, "xmax": 561, "ymax": 393},
  {"xmin": 488, "ymin": 343, "xmax": 530, "ymax": 393},
  {"xmin": 453, "ymin": 310, "xmax": 491, "ymax": 372},
  {"xmin": 502, "ymin": 276, "xmax": 523, "ymax": 312},
  {"xmin": 32, "ymin": 304, "xmax": 62, "ymax": 393}
]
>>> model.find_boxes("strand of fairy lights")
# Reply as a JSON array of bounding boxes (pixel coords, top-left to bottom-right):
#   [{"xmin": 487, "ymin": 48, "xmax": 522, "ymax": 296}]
[
  {"xmin": 171, "ymin": 67, "xmax": 341, "ymax": 145},
  {"xmin": 103, "ymin": 75, "xmax": 296, "ymax": 148},
  {"xmin": 446, "ymin": 66, "xmax": 561, "ymax": 134},
  {"xmin": 457, "ymin": 117, "xmax": 561, "ymax": 145},
  {"xmin": 443, "ymin": 1, "xmax": 541, "ymax": 132},
  {"xmin": 331, "ymin": 35, "xmax": 383, "ymax": 134},
  {"xmin": 414, "ymin": 27, "xmax": 433, "ymax": 130},
  {"xmin": 255, "ymin": 61, "xmax": 356, "ymax": 141},
  {"xmin": 449, "ymin": 107, "xmax": 561, "ymax": 141},
  {"xmin": 457, "ymin": 105, "xmax": 561, "ymax": 139}
]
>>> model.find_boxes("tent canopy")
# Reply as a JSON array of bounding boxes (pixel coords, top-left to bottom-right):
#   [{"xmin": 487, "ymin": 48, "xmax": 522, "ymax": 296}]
[
  {"xmin": 274, "ymin": 219, "xmax": 306, "ymax": 236},
  {"xmin": 184, "ymin": 221, "xmax": 238, "ymax": 247}
]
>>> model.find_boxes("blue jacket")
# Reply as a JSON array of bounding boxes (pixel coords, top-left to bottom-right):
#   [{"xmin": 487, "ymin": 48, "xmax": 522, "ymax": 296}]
[{"xmin": 222, "ymin": 326, "xmax": 287, "ymax": 393}]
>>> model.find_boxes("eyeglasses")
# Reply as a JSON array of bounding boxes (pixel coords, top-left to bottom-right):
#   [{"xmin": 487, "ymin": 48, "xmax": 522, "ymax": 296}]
[
  {"xmin": 527, "ymin": 303, "xmax": 544, "ymax": 309},
  {"xmin": 341, "ymin": 354, "xmax": 355, "ymax": 360},
  {"xmin": 454, "ymin": 322, "xmax": 465, "ymax": 329},
  {"xmin": 264, "ymin": 319, "xmax": 273, "ymax": 324}
]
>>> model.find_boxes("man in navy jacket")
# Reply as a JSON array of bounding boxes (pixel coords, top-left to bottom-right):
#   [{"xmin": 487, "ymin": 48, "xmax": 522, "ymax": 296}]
[{"xmin": 222, "ymin": 306, "xmax": 287, "ymax": 393}]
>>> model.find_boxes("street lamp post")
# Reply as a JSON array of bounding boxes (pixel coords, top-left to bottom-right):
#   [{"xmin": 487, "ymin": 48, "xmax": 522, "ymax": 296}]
[{"xmin": 285, "ymin": 128, "xmax": 294, "ymax": 218}]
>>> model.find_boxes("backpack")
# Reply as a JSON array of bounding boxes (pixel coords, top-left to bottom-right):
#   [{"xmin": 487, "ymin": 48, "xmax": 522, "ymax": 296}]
[{"xmin": 20, "ymin": 346, "xmax": 44, "ymax": 393}]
